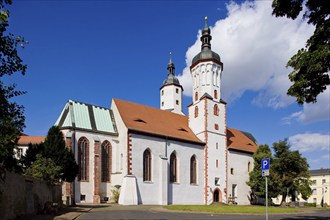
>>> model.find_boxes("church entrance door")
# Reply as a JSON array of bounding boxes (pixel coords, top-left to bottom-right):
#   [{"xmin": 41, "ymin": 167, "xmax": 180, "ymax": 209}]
[{"xmin": 213, "ymin": 188, "xmax": 221, "ymax": 203}]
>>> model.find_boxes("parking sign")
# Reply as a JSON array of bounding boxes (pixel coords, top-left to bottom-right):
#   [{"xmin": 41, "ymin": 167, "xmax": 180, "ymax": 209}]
[{"xmin": 261, "ymin": 158, "xmax": 270, "ymax": 177}]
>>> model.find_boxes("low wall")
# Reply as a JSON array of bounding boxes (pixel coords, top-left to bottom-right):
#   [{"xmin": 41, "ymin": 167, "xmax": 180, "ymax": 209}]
[{"xmin": 0, "ymin": 168, "xmax": 61, "ymax": 220}]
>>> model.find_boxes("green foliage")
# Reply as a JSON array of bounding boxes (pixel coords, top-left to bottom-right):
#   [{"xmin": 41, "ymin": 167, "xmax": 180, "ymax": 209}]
[
  {"xmin": 111, "ymin": 187, "xmax": 120, "ymax": 203},
  {"xmin": 0, "ymin": 0, "xmax": 27, "ymax": 172},
  {"xmin": 20, "ymin": 143, "xmax": 43, "ymax": 167},
  {"xmin": 272, "ymin": 139, "xmax": 311, "ymax": 204},
  {"xmin": 248, "ymin": 140, "xmax": 311, "ymax": 206},
  {"xmin": 247, "ymin": 145, "xmax": 281, "ymax": 203},
  {"xmin": 25, "ymin": 154, "xmax": 62, "ymax": 184},
  {"xmin": 43, "ymin": 126, "xmax": 78, "ymax": 182},
  {"xmin": 272, "ymin": 0, "xmax": 330, "ymax": 104},
  {"xmin": 22, "ymin": 126, "xmax": 78, "ymax": 183}
]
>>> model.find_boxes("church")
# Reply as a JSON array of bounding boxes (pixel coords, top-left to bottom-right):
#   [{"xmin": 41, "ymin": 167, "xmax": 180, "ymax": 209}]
[{"xmin": 54, "ymin": 18, "xmax": 257, "ymax": 205}]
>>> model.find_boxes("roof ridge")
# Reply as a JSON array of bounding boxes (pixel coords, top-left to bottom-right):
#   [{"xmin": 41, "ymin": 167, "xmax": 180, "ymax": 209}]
[
  {"xmin": 113, "ymin": 98, "xmax": 187, "ymax": 118},
  {"xmin": 69, "ymin": 99, "xmax": 109, "ymax": 110}
]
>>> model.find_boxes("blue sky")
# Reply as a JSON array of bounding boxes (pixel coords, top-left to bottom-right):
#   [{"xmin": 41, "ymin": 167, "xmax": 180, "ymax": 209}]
[{"xmin": 4, "ymin": 0, "xmax": 329, "ymax": 170}]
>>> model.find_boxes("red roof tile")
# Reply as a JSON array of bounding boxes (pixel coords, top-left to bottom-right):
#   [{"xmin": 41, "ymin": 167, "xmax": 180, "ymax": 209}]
[
  {"xmin": 227, "ymin": 128, "xmax": 257, "ymax": 153},
  {"xmin": 114, "ymin": 99, "xmax": 204, "ymax": 145},
  {"xmin": 18, "ymin": 136, "xmax": 45, "ymax": 145}
]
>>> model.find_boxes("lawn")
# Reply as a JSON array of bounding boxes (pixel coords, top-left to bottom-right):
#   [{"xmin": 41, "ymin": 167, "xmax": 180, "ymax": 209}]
[{"xmin": 164, "ymin": 204, "xmax": 303, "ymax": 214}]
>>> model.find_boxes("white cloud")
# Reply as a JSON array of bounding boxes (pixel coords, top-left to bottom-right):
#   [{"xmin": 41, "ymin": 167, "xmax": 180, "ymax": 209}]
[
  {"xmin": 177, "ymin": 0, "xmax": 314, "ymax": 109},
  {"xmin": 288, "ymin": 133, "xmax": 330, "ymax": 153},
  {"xmin": 282, "ymin": 86, "xmax": 330, "ymax": 124}
]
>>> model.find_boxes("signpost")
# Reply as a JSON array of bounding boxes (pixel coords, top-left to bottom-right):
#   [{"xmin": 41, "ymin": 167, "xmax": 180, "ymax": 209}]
[{"xmin": 261, "ymin": 158, "xmax": 270, "ymax": 220}]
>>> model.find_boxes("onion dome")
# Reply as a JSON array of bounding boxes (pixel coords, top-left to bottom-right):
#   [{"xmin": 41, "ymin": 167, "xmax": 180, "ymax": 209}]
[
  {"xmin": 191, "ymin": 17, "xmax": 221, "ymax": 67},
  {"xmin": 163, "ymin": 52, "xmax": 181, "ymax": 87}
]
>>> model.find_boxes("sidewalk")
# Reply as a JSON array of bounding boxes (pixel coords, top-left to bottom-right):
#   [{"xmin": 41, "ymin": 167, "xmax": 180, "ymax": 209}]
[{"xmin": 16, "ymin": 204, "xmax": 96, "ymax": 220}]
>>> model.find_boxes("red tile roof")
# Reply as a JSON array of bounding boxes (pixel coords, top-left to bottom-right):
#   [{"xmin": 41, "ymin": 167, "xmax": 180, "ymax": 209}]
[
  {"xmin": 114, "ymin": 99, "xmax": 204, "ymax": 145},
  {"xmin": 227, "ymin": 128, "xmax": 257, "ymax": 153},
  {"xmin": 18, "ymin": 136, "xmax": 45, "ymax": 145}
]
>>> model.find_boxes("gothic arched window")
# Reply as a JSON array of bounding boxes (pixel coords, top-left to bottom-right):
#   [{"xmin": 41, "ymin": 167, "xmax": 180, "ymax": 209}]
[
  {"xmin": 190, "ymin": 155, "xmax": 197, "ymax": 184},
  {"xmin": 143, "ymin": 149, "xmax": 152, "ymax": 181},
  {"xmin": 78, "ymin": 137, "xmax": 89, "ymax": 181},
  {"xmin": 170, "ymin": 152, "xmax": 178, "ymax": 183},
  {"xmin": 101, "ymin": 140, "xmax": 111, "ymax": 182}
]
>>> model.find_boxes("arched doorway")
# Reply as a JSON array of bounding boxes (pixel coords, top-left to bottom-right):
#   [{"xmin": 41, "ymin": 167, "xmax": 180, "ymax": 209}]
[{"xmin": 213, "ymin": 188, "xmax": 222, "ymax": 203}]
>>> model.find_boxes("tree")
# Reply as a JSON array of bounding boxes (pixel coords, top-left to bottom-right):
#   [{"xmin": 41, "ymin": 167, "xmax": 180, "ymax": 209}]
[
  {"xmin": 272, "ymin": 139, "xmax": 312, "ymax": 206},
  {"xmin": 247, "ymin": 144, "xmax": 281, "ymax": 204},
  {"xmin": 248, "ymin": 140, "xmax": 311, "ymax": 206},
  {"xmin": 25, "ymin": 154, "xmax": 62, "ymax": 184},
  {"xmin": 41, "ymin": 126, "xmax": 78, "ymax": 182},
  {"xmin": 0, "ymin": 0, "xmax": 28, "ymax": 171},
  {"xmin": 272, "ymin": 0, "xmax": 330, "ymax": 104},
  {"xmin": 23, "ymin": 126, "xmax": 78, "ymax": 183},
  {"xmin": 20, "ymin": 143, "xmax": 43, "ymax": 168}
]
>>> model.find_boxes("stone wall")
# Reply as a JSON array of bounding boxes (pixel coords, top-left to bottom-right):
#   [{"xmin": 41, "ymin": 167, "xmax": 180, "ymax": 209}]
[{"xmin": 0, "ymin": 168, "xmax": 61, "ymax": 220}]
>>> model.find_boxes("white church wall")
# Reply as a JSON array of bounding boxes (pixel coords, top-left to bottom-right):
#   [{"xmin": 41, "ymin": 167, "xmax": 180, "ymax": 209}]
[
  {"xmin": 130, "ymin": 134, "xmax": 163, "ymax": 204},
  {"xmin": 227, "ymin": 150, "xmax": 254, "ymax": 205},
  {"xmin": 111, "ymin": 99, "xmax": 129, "ymax": 177},
  {"xmin": 59, "ymin": 129, "xmax": 117, "ymax": 203},
  {"xmin": 167, "ymin": 139, "xmax": 204, "ymax": 205},
  {"xmin": 130, "ymin": 134, "xmax": 204, "ymax": 205}
]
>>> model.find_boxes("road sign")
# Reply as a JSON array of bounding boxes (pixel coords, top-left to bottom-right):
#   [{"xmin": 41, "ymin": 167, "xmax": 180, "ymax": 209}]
[
  {"xmin": 262, "ymin": 170, "xmax": 269, "ymax": 177},
  {"xmin": 261, "ymin": 158, "xmax": 270, "ymax": 220},
  {"xmin": 261, "ymin": 158, "xmax": 270, "ymax": 171}
]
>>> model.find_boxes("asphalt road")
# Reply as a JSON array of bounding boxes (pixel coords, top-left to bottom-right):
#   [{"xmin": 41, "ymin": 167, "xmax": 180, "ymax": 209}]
[{"xmin": 77, "ymin": 206, "xmax": 330, "ymax": 220}]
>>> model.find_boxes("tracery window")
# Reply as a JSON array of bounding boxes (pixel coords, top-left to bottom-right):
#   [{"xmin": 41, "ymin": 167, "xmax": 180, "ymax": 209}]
[
  {"xmin": 78, "ymin": 137, "xmax": 89, "ymax": 181},
  {"xmin": 101, "ymin": 140, "xmax": 111, "ymax": 182}
]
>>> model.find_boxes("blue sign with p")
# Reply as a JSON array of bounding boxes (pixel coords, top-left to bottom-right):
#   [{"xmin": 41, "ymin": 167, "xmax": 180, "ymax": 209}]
[{"xmin": 261, "ymin": 158, "xmax": 270, "ymax": 170}]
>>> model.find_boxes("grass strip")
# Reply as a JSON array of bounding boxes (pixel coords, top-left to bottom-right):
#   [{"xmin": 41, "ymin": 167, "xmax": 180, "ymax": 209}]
[{"xmin": 164, "ymin": 205, "xmax": 303, "ymax": 214}]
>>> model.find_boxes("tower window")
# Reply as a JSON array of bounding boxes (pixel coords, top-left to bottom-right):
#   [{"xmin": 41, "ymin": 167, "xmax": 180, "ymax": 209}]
[
  {"xmin": 195, "ymin": 92, "xmax": 198, "ymax": 101},
  {"xmin": 216, "ymin": 160, "xmax": 218, "ymax": 168},
  {"xmin": 214, "ymin": 104, "xmax": 219, "ymax": 116},
  {"xmin": 161, "ymin": 90, "xmax": 164, "ymax": 96},
  {"xmin": 176, "ymin": 88, "xmax": 179, "ymax": 93},
  {"xmin": 176, "ymin": 100, "xmax": 179, "ymax": 105},
  {"xmin": 216, "ymin": 143, "xmax": 218, "ymax": 150},
  {"xmin": 215, "ymin": 123, "xmax": 219, "ymax": 130},
  {"xmin": 161, "ymin": 102, "xmax": 164, "ymax": 107},
  {"xmin": 194, "ymin": 106, "xmax": 198, "ymax": 118},
  {"xmin": 248, "ymin": 162, "xmax": 251, "ymax": 173},
  {"xmin": 231, "ymin": 168, "xmax": 234, "ymax": 175},
  {"xmin": 214, "ymin": 90, "xmax": 218, "ymax": 99}
]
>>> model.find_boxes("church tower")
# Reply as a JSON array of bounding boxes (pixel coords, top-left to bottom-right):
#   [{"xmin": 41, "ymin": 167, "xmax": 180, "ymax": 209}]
[
  {"xmin": 188, "ymin": 17, "xmax": 227, "ymax": 204},
  {"xmin": 160, "ymin": 53, "xmax": 184, "ymax": 115}
]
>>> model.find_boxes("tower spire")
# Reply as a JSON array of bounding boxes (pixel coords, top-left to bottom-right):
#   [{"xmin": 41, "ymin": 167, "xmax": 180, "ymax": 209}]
[
  {"xmin": 201, "ymin": 16, "xmax": 212, "ymax": 51},
  {"xmin": 167, "ymin": 51, "xmax": 175, "ymax": 76}
]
